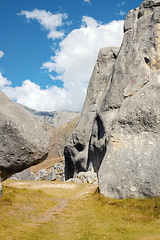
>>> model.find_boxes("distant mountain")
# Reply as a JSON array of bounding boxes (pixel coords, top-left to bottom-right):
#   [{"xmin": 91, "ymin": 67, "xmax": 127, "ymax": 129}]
[{"xmin": 18, "ymin": 104, "xmax": 80, "ymax": 128}]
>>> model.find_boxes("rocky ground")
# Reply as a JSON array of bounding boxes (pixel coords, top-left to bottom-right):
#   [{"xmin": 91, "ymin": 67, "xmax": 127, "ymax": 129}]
[{"xmin": 9, "ymin": 158, "xmax": 98, "ymax": 184}]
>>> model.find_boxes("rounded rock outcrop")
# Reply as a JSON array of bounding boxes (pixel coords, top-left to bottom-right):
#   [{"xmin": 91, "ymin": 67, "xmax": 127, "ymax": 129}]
[{"xmin": 0, "ymin": 91, "xmax": 49, "ymax": 182}]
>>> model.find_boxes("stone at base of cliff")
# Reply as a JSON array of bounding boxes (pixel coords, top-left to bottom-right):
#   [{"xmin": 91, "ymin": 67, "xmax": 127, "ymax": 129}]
[
  {"xmin": 66, "ymin": 171, "xmax": 98, "ymax": 184},
  {"xmin": 77, "ymin": 171, "xmax": 97, "ymax": 184},
  {"xmin": 45, "ymin": 170, "xmax": 57, "ymax": 181},
  {"xmin": 9, "ymin": 169, "xmax": 36, "ymax": 181},
  {"xmin": 66, "ymin": 178, "xmax": 82, "ymax": 183}
]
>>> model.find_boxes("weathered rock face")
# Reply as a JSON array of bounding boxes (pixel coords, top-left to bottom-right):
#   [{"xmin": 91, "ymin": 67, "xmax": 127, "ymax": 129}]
[
  {"xmin": 64, "ymin": 47, "xmax": 119, "ymax": 179},
  {"xmin": 65, "ymin": 0, "xmax": 160, "ymax": 198},
  {"xmin": 0, "ymin": 91, "xmax": 49, "ymax": 181}
]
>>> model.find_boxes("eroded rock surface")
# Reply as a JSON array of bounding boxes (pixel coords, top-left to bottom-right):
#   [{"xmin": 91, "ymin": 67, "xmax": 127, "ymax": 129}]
[
  {"xmin": 64, "ymin": 47, "xmax": 119, "ymax": 179},
  {"xmin": 0, "ymin": 91, "xmax": 49, "ymax": 182},
  {"xmin": 65, "ymin": 0, "xmax": 160, "ymax": 198}
]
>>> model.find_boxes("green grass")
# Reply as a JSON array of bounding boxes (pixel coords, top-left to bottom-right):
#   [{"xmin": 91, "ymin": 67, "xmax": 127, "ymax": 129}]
[{"xmin": 0, "ymin": 182, "xmax": 160, "ymax": 240}]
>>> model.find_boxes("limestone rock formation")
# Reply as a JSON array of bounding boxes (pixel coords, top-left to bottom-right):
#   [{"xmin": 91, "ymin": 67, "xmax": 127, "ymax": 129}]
[
  {"xmin": 64, "ymin": 47, "xmax": 119, "ymax": 179},
  {"xmin": 64, "ymin": 0, "xmax": 160, "ymax": 198},
  {"xmin": 0, "ymin": 91, "xmax": 49, "ymax": 182}
]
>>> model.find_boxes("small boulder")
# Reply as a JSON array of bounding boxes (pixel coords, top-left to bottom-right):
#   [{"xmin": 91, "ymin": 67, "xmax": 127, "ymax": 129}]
[
  {"xmin": 61, "ymin": 175, "xmax": 65, "ymax": 182},
  {"xmin": 59, "ymin": 170, "xmax": 65, "ymax": 175},
  {"xmin": 9, "ymin": 168, "xmax": 36, "ymax": 180},
  {"xmin": 50, "ymin": 168, "xmax": 59, "ymax": 175},
  {"xmin": 77, "ymin": 171, "xmax": 97, "ymax": 184},
  {"xmin": 37, "ymin": 169, "xmax": 48, "ymax": 179},
  {"xmin": 45, "ymin": 169, "xmax": 57, "ymax": 181},
  {"xmin": 66, "ymin": 178, "xmax": 82, "ymax": 183},
  {"xmin": 54, "ymin": 162, "xmax": 64, "ymax": 171}
]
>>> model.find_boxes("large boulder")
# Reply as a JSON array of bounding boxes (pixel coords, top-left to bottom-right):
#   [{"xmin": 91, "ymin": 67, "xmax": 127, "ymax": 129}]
[
  {"xmin": 0, "ymin": 91, "xmax": 49, "ymax": 181},
  {"xmin": 64, "ymin": 0, "xmax": 160, "ymax": 198}
]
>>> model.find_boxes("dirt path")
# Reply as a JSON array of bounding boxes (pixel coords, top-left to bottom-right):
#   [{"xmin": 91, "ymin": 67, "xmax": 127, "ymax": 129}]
[
  {"xmin": 3, "ymin": 180, "xmax": 98, "ymax": 223},
  {"xmin": 34, "ymin": 198, "xmax": 69, "ymax": 223},
  {"xmin": 3, "ymin": 180, "xmax": 97, "ymax": 195}
]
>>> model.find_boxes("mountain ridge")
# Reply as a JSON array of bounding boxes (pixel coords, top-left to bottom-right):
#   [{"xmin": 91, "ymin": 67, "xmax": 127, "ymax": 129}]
[{"xmin": 17, "ymin": 104, "xmax": 80, "ymax": 128}]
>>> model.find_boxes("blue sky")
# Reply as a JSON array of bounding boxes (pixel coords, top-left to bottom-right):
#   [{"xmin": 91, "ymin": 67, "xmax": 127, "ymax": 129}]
[{"xmin": 0, "ymin": 0, "xmax": 143, "ymax": 112}]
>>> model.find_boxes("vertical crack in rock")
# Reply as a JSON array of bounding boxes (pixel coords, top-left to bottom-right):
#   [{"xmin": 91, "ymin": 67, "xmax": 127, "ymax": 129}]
[{"xmin": 87, "ymin": 114, "xmax": 106, "ymax": 174}]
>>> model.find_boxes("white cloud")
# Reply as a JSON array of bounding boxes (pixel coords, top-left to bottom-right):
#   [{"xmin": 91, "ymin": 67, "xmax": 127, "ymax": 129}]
[
  {"xmin": 48, "ymin": 74, "xmax": 63, "ymax": 81},
  {"xmin": 1, "ymin": 16, "xmax": 124, "ymax": 112},
  {"xmin": 43, "ymin": 17, "xmax": 124, "ymax": 78},
  {"xmin": 41, "ymin": 17, "xmax": 124, "ymax": 111},
  {"xmin": 116, "ymin": 1, "xmax": 126, "ymax": 15},
  {"xmin": 116, "ymin": 10, "xmax": 126, "ymax": 16},
  {"xmin": 120, "ymin": 10, "xmax": 126, "ymax": 15},
  {"xmin": 48, "ymin": 74, "xmax": 57, "ymax": 81},
  {"xmin": 0, "ymin": 72, "xmax": 11, "ymax": 88},
  {"xmin": 84, "ymin": 0, "xmax": 91, "ymax": 4},
  {"xmin": 0, "ymin": 51, "xmax": 4, "ymax": 58},
  {"xmin": 18, "ymin": 9, "xmax": 67, "ymax": 40},
  {"xmin": 117, "ymin": 1, "xmax": 126, "ymax": 7},
  {"xmin": 2, "ymin": 79, "xmax": 71, "ymax": 111}
]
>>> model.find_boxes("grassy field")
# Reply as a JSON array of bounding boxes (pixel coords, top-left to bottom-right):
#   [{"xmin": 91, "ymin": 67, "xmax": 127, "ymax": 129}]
[{"xmin": 0, "ymin": 180, "xmax": 160, "ymax": 240}]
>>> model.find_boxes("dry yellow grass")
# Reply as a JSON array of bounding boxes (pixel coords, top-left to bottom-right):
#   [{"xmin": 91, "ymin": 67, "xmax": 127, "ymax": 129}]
[{"xmin": 0, "ymin": 180, "xmax": 160, "ymax": 240}]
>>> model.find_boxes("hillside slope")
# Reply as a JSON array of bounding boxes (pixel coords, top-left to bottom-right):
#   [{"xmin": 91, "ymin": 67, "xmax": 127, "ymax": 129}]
[
  {"xmin": 18, "ymin": 104, "xmax": 80, "ymax": 128},
  {"xmin": 30, "ymin": 115, "xmax": 80, "ymax": 173}
]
